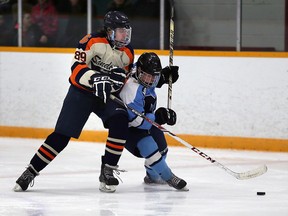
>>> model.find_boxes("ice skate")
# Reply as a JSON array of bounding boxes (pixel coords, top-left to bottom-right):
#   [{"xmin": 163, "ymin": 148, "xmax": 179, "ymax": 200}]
[
  {"xmin": 99, "ymin": 163, "xmax": 125, "ymax": 193},
  {"xmin": 166, "ymin": 173, "xmax": 189, "ymax": 191},
  {"xmin": 13, "ymin": 166, "xmax": 39, "ymax": 192},
  {"xmin": 143, "ymin": 173, "xmax": 167, "ymax": 185}
]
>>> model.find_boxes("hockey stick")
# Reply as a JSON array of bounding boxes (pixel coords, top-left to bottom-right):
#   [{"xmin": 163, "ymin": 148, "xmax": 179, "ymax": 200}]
[
  {"xmin": 167, "ymin": 0, "xmax": 174, "ymax": 109},
  {"xmin": 110, "ymin": 94, "xmax": 268, "ymax": 180}
]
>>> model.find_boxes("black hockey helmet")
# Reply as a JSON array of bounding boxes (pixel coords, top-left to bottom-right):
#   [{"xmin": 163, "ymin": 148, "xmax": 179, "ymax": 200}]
[
  {"xmin": 136, "ymin": 52, "xmax": 162, "ymax": 88},
  {"xmin": 104, "ymin": 11, "xmax": 131, "ymax": 30},
  {"xmin": 104, "ymin": 11, "xmax": 132, "ymax": 48}
]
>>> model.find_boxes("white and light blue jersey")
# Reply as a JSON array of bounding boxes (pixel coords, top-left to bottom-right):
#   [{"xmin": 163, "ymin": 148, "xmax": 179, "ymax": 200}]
[{"xmin": 119, "ymin": 75, "xmax": 157, "ymax": 130}]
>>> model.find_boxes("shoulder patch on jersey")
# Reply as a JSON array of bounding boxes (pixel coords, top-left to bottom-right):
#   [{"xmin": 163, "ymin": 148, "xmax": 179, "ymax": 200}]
[{"xmin": 79, "ymin": 34, "xmax": 92, "ymax": 44}]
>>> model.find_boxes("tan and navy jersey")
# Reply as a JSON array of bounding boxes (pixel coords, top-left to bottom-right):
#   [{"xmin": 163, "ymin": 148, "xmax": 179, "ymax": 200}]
[{"xmin": 69, "ymin": 32, "xmax": 134, "ymax": 93}]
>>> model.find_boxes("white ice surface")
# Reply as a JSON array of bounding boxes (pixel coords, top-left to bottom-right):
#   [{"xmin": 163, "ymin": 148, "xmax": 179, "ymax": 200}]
[{"xmin": 0, "ymin": 137, "xmax": 287, "ymax": 216}]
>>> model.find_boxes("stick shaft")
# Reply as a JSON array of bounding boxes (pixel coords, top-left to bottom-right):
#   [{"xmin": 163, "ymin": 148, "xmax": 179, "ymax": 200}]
[
  {"xmin": 167, "ymin": 0, "xmax": 174, "ymax": 109},
  {"xmin": 110, "ymin": 94, "xmax": 267, "ymax": 180}
]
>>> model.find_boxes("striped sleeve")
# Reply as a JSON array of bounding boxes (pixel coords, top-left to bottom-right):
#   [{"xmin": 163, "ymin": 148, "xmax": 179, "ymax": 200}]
[{"xmin": 69, "ymin": 35, "xmax": 109, "ymax": 92}]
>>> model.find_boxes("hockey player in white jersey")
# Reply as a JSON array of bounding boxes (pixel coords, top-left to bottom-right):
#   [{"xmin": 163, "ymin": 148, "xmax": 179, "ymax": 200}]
[{"xmin": 119, "ymin": 52, "xmax": 188, "ymax": 190}]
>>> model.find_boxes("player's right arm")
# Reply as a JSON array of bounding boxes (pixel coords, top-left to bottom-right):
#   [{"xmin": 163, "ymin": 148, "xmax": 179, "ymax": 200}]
[{"xmin": 69, "ymin": 33, "xmax": 103, "ymax": 92}]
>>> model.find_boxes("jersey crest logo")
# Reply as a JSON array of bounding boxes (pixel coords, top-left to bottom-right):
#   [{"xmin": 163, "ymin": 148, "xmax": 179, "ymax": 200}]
[{"xmin": 92, "ymin": 55, "xmax": 113, "ymax": 71}]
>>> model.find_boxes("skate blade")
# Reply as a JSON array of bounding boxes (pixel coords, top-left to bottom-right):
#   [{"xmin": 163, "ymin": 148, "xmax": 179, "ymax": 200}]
[
  {"xmin": 99, "ymin": 182, "xmax": 116, "ymax": 193},
  {"xmin": 178, "ymin": 186, "xmax": 189, "ymax": 192},
  {"xmin": 13, "ymin": 183, "xmax": 24, "ymax": 192},
  {"xmin": 143, "ymin": 181, "xmax": 167, "ymax": 186}
]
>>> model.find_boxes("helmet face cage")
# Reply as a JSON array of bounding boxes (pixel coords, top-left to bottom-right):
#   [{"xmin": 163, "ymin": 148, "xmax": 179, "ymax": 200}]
[
  {"xmin": 136, "ymin": 52, "xmax": 162, "ymax": 88},
  {"xmin": 137, "ymin": 67, "xmax": 160, "ymax": 88},
  {"xmin": 104, "ymin": 11, "xmax": 132, "ymax": 48},
  {"xmin": 108, "ymin": 27, "xmax": 132, "ymax": 48}
]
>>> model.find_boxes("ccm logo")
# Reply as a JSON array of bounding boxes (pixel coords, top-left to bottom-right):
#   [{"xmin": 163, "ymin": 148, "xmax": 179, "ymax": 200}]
[
  {"xmin": 191, "ymin": 147, "xmax": 216, "ymax": 163},
  {"xmin": 93, "ymin": 76, "xmax": 109, "ymax": 82}
]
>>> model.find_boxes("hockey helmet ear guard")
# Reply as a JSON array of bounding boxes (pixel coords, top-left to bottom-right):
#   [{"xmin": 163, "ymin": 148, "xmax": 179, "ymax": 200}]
[
  {"xmin": 104, "ymin": 11, "xmax": 132, "ymax": 48},
  {"xmin": 136, "ymin": 52, "xmax": 162, "ymax": 88}
]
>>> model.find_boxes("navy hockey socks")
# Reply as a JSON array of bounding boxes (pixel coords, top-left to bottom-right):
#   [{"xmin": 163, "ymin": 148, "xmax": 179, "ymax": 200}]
[{"xmin": 30, "ymin": 132, "xmax": 70, "ymax": 172}]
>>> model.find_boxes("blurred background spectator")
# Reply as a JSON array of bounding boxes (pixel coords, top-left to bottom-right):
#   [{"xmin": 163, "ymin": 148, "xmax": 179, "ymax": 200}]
[
  {"xmin": 14, "ymin": 10, "xmax": 46, "ymax": 47},
  {"xmin": 2, "ymin": 0, "xmax": 283, "ymax": 51},
  {"xmin": 0, "ymin": 0, "xmax": 167, "ymax": 49},
  {"xmin": 30, "ymin": 0, "xmax": 58, "ymax": 46}
]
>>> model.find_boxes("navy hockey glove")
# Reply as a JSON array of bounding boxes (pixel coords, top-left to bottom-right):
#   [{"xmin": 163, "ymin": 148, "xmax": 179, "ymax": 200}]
[
  {"xmin": 109, "ymin": 67, "xmax": 127, "ymax": 93},
  {"xmin": 157, "ymin": 66, "xmax": 179, "ymax": 88},
  {"xmin": 155, "ymin": 107, "xmax": 177, "ymax": 125},
  {"xmin": 91, "ymin": 74, "xmax": 111, "ymax": 103}
]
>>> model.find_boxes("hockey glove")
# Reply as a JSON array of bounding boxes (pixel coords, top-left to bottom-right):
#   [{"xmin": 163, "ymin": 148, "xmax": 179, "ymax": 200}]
[
  {"xmin": 155, "ymin": 107, "xmax": 177, "ymax": 125},
  {"xmin": 91, "ymin": 74, "xmax": 111, "ymax": 103},
  {"xmin": 109, "ymin": 67, "xmax": 127, "ymax": 93},
  {"xmin": 157, "ymin": 66, "xmax": 179, "ymax": 88}
]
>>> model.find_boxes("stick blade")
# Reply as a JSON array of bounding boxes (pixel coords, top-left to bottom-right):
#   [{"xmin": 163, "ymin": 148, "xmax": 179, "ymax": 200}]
[{"xmin": 235, "ymin": 165, "xmax": 268, "ymax": 180}]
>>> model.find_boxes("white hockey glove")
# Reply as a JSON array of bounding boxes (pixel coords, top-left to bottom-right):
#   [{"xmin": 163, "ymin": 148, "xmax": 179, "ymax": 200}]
[
  {"xmin": 91, "ymin": 74, "xmax": 111, "ymax": 103},
  {"xmin": 109, "ymin": 67, "xmax": 127, "ymax": 93}
]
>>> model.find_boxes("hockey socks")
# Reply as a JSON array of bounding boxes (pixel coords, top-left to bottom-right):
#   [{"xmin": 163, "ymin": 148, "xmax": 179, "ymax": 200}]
[
  {"xmin": 30, "ymin": 132, "xmax": 70, "ymax": 172},
  {"xmin": 102, "ymin": 114, "xmax": 128, "ymax": 166}
]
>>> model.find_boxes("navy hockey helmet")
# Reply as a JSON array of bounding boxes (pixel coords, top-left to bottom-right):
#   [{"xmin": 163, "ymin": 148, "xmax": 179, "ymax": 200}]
[
  {"xmin": 104, "ymin": 11, "xmax": 132, "ymax": 48},
  {"xmin": 104, "ymin": 11, "xmax": 130, "ymax": 29},
  {"xmin": 136, "ymin": 52, "xmax": 162, "ymax": 88}
]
